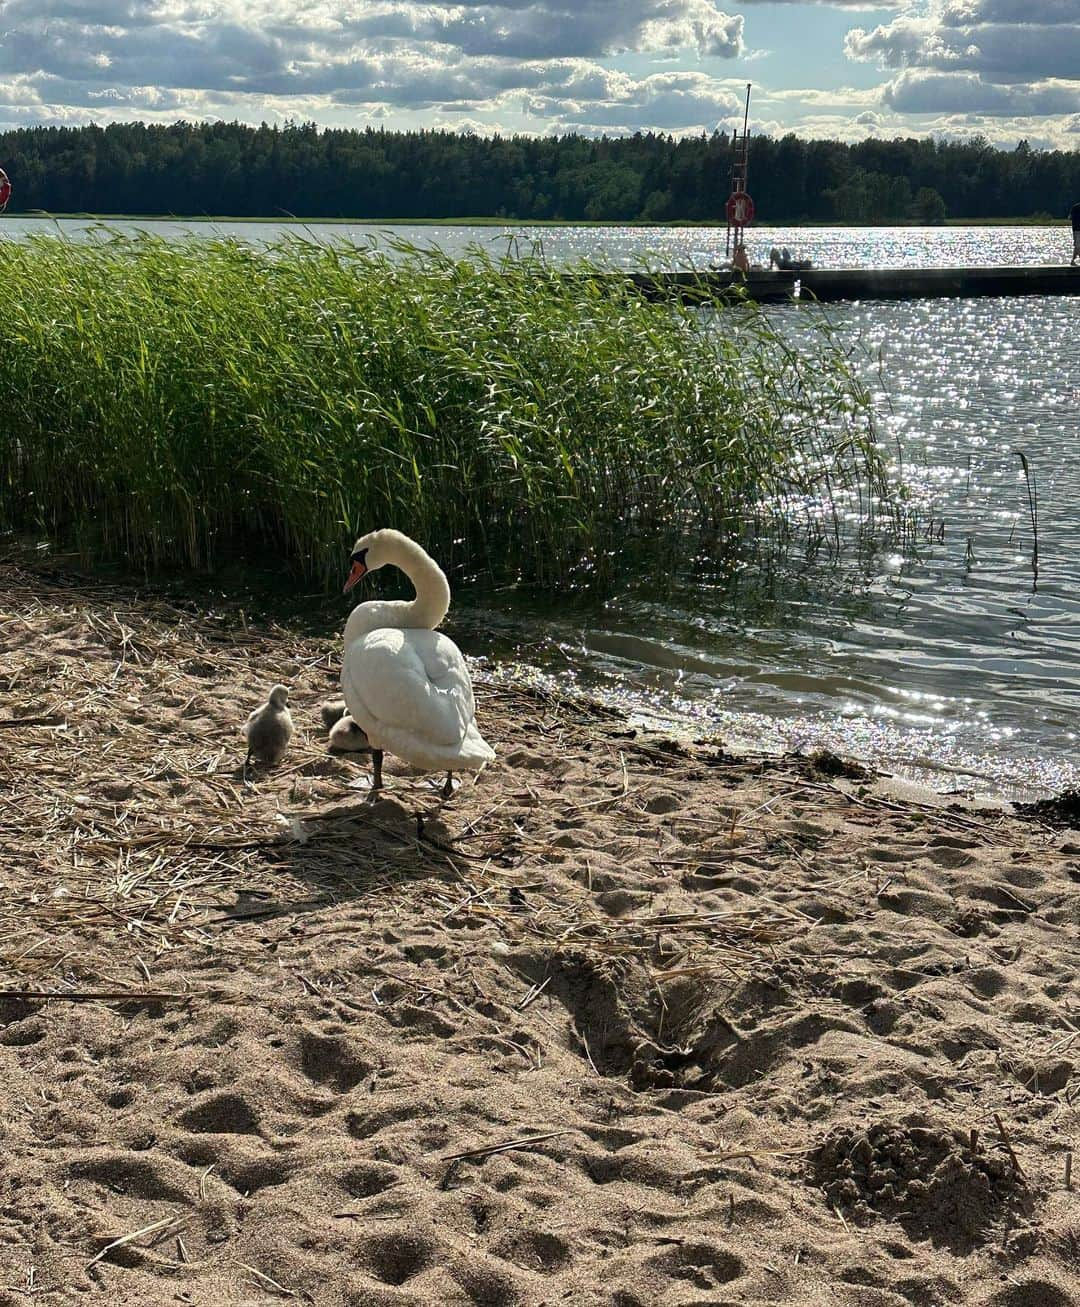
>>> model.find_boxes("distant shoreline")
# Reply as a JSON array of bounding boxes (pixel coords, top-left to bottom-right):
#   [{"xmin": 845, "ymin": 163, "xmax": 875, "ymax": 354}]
[{"xmin": 4, "ymin": 212, "xmax": 1069, "ymax": 228}]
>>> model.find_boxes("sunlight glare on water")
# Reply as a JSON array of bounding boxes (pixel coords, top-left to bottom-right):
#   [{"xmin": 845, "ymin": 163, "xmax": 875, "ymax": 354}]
[
  {"xmin": 2, "ymin": 217, "xmax": 1074, "ymax": 271},
  {"xmin": 470, "ymin": 286, "xmax": 1080, "ymax": 799}
]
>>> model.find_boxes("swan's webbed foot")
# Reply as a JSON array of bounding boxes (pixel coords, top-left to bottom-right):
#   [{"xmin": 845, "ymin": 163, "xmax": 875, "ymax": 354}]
[{"xmin": 441, "ymin": 771, "xmax": 454, "ymax": 799}]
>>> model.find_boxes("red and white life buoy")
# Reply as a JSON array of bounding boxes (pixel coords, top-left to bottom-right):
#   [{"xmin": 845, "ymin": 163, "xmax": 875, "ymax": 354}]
[
  {"xmin": 725, "ymin": 190, "xmax": 754, "ymax": 226},
  {"xmin": 0, "ymin": 169, "xmax": 11, "ymax": 211}
]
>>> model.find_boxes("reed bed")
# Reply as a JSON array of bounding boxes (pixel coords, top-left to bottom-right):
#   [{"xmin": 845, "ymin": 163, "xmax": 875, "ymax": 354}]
[{"xmin": 0, "ymin": 232, "xmax": 893, "ymax": 588}]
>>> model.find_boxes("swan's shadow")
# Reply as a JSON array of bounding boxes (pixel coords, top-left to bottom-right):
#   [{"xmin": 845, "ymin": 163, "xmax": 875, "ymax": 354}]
[{"xmin": 205, "ymin": 793, "xmax": 466, "ymax": 931}]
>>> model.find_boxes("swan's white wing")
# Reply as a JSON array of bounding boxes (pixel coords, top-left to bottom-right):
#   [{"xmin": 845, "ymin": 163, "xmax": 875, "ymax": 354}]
[{"xmin": 342, "ymin": 628, "xmax": 476, "ymax": 754}]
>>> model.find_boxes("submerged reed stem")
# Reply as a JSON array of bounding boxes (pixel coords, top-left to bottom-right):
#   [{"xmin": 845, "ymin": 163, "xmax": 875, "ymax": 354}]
[{"xmin": 1015, "ymin": 449, "xmax": 1039, "ymax": 590}]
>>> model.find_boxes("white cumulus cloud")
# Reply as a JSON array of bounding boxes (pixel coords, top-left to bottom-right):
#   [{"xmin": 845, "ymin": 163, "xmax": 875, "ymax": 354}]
[
  {"xmin": 0, "ymin": 0, "xmax": 753, "ymax": 129},
  {"xmin": 845, "ymin": 0, "xmax": 1080, "ymax": 128}
]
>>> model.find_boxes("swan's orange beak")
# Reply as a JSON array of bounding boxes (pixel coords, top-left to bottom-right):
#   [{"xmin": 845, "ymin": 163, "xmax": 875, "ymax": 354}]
[{"xmin": 343, "ymin": 560, "xmax": 367, "ymax": 594}]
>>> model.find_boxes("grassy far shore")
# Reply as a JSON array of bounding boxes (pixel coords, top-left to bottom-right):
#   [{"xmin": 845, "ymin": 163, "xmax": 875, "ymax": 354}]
[
  {"xmin": 0, "ymin": 232, "xmax": 896, "ymax": 592},
  {"xmin": 7, "ymin": 209, "xmax": 1071, "ymax": 226}
]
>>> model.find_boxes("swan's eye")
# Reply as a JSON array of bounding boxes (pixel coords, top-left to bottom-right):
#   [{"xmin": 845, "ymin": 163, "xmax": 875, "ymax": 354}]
[{"xmin": 350, "ymin": 548, "xmax": 368, "ymax": 565}]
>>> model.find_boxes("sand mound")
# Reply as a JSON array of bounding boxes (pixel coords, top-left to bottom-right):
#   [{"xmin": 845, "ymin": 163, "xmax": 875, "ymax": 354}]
[
  {"xmin": 1015, "ymin": 789, "xmax": 1080, "ymax": 829},
  {"xmin": 0, "ymin": 556, "xmax": 1078, "ymax": 1306},
  {"xmin": 812, "ymin": 1119, "xmax": 1027, "ymax": 1250}
]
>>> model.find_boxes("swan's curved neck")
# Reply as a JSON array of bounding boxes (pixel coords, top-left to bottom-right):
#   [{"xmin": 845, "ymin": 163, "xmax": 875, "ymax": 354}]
[
  {"xmin": 344, "ymin": 536, "xmax": 450, "ymax": 645},
  {"xmin": 392, "ymin": 536, "xmax": 450, "ymax": 629}
]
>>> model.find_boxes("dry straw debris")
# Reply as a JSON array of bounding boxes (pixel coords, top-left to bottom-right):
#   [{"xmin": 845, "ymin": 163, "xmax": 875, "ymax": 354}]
[{"xmin": 1, "ymin": 554, "xmax": 1078, "ymax": 1305}]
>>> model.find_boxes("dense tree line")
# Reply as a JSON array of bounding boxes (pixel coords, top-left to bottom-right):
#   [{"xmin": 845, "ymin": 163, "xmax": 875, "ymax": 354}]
[{"xmin": 1, "ymin": 120, "xmax": 1077, "ymax": 223}]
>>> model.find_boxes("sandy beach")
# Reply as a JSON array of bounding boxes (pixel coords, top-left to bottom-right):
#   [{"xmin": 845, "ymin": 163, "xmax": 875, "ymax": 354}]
[{"xmin": 0, "ymin": 556, "xmax": 1077, "ymax": 1306}]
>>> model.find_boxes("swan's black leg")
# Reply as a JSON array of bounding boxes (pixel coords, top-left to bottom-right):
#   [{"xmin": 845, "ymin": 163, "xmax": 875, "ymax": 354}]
[
  {"xmin": 371, "ymin": 749, "xmax": 383, "ymax": 793},
  {"xmin": 441, "ymin": 771, "xmax": 454, "ymax": 799}
]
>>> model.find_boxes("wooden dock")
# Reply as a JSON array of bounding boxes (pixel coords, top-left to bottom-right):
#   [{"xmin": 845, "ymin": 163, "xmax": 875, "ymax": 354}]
[{"xmin": 627, "ymin": 263, "xmax": 1080, "ymax": 305}]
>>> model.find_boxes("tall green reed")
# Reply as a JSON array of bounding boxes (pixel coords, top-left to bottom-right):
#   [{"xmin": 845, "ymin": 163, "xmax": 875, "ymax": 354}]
[{"xmin": 0, "ymin": 232, "xmax": 898, "ymax": 589}]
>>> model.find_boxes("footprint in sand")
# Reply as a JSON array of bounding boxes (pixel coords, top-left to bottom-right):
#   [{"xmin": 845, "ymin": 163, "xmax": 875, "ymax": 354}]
[
  {"xmin": 492, "ymin": 1228, "xmax": 572, "ymax": 1273},
  {"xmin": 177, "ymin": 1090, "xmax": 261, "ymax": 1135},
  {"xmin": 296, "ymin": 1030, "xmax": 376, "ymax": 1094},
  {"xmin": 646, "ymin": 1240, "xmax": 743, "ymax": 1289}
]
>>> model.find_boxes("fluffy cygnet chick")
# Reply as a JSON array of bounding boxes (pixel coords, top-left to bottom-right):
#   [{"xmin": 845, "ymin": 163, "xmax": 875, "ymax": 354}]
[
  {"xmin": 320, "ymin": 699, "xmax": 348, "ymax": 731},
  {"xmin": 328, "ymin": 714, "xmax": 371, "ymax": 753},
  {"xmin": 244, "ymin": 684, "xmax": 294, "ymax": 766},
  {"xmin": 321, "ymin": 699, "xmax": 370, "ymax": 753}
]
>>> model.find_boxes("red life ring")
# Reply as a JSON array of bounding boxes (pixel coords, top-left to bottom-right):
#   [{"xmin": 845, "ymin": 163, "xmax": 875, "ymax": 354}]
[
  {"xmin": 726, "ymin": 190, "xmax": 754, "ymax": 225},
  {"xmin": 0, "ymin": 169, "xmax": 10, "ymax": 211}
]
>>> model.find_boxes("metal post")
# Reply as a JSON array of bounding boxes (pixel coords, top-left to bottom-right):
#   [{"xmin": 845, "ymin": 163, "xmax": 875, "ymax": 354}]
[{"xmin": 725, "ymin": 85, "xmax": 752, "ymax": 263}]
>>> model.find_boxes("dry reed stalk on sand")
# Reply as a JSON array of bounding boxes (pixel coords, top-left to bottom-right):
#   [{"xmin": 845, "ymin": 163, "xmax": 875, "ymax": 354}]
[
  {"xmin": 441, "ymin": 1129, "xmax": 576, "ymax": 1164},
  {"xmin": 439, "ymin": 1129, "xmax": 577, "ymax": 1188},
  {"xmin": 993, "ymin": 1113, "xmax": 1026, "ymax": 1177},
  {"xmin": 86, "ymin": 1215, "xmax": 189, "ymax": 1269},
  {"xmin": 0, "ymin": 987, "xmax": 196, "ymax": 1003},
  {"xmin": 234, "ymin": 1262, "xmax": 305, "ymax": 1300}
]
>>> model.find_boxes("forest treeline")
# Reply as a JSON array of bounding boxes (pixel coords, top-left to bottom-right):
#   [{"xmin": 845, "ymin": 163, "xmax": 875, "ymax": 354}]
[{"xmin": 1, "ymin": 120, "xmax": 1078, "ymax": 223}]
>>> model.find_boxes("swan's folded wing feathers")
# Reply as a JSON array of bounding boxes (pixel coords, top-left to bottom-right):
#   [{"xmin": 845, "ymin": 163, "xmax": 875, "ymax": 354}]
[
  {"xmin": 423, "ymin": 634, "xmax": 476, "ymax": 716},
  {"xmin": 344, "ymin": 629, "xmax": 471, "ymax": 749}
]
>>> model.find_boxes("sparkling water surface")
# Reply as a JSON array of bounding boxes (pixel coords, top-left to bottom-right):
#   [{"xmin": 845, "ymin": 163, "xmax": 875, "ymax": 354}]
[
  {"xmin": 7, "ymin": 218, "xmax": 1079, "ymax": 795},
  {"xmin": 2, "ymin": 215, "xmax": 1074, "ymax": 270},
  {"xmin": 470, "ymin": 289, "xmax": 1080, "ymax": 799}
]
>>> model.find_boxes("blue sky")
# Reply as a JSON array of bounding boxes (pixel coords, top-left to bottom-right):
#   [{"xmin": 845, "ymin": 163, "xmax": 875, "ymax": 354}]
[{"xmin": 0, "ymin": 2, "xmax": 1077, "ymax": 149}]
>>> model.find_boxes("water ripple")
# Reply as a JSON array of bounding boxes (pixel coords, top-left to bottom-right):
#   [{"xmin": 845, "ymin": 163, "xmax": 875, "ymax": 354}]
[{"xmin": 477, "ymin": 287, "xmax": 1080, "ymax": 799}]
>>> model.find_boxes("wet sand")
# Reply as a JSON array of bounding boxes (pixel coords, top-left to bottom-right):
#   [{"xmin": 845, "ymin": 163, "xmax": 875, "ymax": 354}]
[{"xmin": 0, "ymin": 559, "xmax": 1077, "ymax": 1306}]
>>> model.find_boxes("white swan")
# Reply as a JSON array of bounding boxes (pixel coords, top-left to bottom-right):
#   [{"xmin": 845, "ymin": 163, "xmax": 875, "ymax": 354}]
[{"xmin": 340, "ymin": 530, "xmax": 494, "ymax": 796}]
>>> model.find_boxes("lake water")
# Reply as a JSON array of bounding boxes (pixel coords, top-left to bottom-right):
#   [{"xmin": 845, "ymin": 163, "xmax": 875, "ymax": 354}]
[
  {"xmin": 7, "ymin": 217, "xmax": 1079, "ymax": 796},
  {"xmin": 2, "ymin": 215, "xmax": 1073, "ymax": 270},
  {"xmin": 476, "ymin": 290, "xmax": 1080, "ymax": 800}
]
